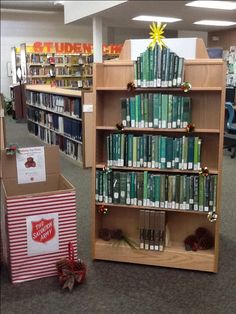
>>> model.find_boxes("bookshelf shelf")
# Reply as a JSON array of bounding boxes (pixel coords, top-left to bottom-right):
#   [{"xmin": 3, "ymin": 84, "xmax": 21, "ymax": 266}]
[
  {"xmin": 92, "ymin": 40, "xmax": 225, "ymax": 272},
  {"xmin": 94, "ymin": 239, "xmax": 215, "ymax": 272},
  {"xmin": 95, "ymin": 202, "xmax": 212, "ymax": 215}
]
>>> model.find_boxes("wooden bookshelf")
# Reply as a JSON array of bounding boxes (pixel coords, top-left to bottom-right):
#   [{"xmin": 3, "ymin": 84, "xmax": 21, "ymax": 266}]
[
  {"xmin": 92, "ymin": 40, "xmax": 225, "ymax": 272},
  {"xmin": 25, "ymin": 85, "xmax": 93, "ymax": 167}
]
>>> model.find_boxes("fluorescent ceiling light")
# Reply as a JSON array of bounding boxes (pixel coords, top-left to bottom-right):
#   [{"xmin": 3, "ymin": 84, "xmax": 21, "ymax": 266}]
[
  {"xmin": 194, "ymin": 20, "xmax": 236, "ymax": 26},
  {"xmin": 186, "ymin": 1, "xmax": 236, "ymax": 10},
  {"xmin": 54, "ymin": 1, "xmax": 64, "ymax": 5},
  {"xmin": 0, "ymin": 8, "xmax": 58, "ymax": 14},
  {"xmin": 132, "ymin": 15, "xmax": 182, "ymax": 23}
]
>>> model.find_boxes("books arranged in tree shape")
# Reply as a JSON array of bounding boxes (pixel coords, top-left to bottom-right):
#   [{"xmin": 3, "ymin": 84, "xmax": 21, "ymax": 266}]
[
  {"xmin": 121, "ymin": 94, "xmax": 191, "ymax": 129},
  {"xmin": 96, "ymin": 170, "xmax": 217, "ymax": 213},
  {"xmin": 134, "ymin": 44, "xmax": 184, "ymax": 88}
]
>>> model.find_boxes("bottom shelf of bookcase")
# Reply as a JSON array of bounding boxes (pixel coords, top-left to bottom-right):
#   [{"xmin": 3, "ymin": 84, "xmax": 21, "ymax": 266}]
[{"xmin": 94, "ymin": 239, "xmax": 216, "ymax": 272}]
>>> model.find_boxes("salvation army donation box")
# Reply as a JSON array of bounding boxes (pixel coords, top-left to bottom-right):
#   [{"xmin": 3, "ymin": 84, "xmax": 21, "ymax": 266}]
[{"xmin": 0, "ymin": 146, "xmax": 78, "ymax": 284}]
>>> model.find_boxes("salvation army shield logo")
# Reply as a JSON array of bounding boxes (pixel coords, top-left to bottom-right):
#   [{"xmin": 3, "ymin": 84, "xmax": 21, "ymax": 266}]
[{"xmin": 31, "ymin": 218, "xmax": 55, "ymax": 243}]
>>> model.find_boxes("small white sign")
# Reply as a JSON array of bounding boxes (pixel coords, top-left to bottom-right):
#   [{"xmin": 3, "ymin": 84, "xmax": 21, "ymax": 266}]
[
  {"xmin": 83, "ymin": 104, "xmax": 93, "ymax": 112},
  {"xmin": 26, "ymin": 213, "xmax": 59, "ymax": 256},
  {"xmin": 16, "ymin": 147, "xmax": 46, "ymax": 184}
]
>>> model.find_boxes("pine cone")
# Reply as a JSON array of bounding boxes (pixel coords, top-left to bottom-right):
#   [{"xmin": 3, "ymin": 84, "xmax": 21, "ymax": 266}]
[
  {"xmin": 111, "ymin": 229, "xmax": 123, "ymax": 240},
  {"xmin": 184, "ymin": 234, "xmax": 198, "ymax": 251},
  {"xmin": 99, "ymin": 228, "xmax": 111, "ymax": 241}
]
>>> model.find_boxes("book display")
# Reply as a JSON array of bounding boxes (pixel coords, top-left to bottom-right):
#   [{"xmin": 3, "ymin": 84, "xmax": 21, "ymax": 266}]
[
  {"xmin": 26, "ymin": 85, "xmax": 84, "ymax": 163},
  {"xmin": 223, "ymin": 46, "xmax": 236, "ymax": 87},
  {"xmin": 92, "ymin": 39, "xmax": 225, "ymax": 272}
]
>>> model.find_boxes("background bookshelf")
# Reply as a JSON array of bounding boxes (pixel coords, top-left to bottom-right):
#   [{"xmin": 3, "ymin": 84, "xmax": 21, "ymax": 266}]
[
  {"xmin": 26, "ymin": 52, "xmax": 93, "ymax": 90},
  {"xmin": 92, "ymin": 40, "xmax": 225, "ymax": 272},
  {"xmin": 25, "ymin": 84, "xmax": 93, "ymax": 167}
]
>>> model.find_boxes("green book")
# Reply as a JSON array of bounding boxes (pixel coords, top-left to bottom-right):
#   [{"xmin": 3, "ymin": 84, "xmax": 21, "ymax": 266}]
[
  {"xmin": 209, "ymin": 175, "xmax": 214, "ymax": 212},
  {"xmin": 137, "ymin": 57, "xmax": 141, "ymax": 87},
  {"xmin": 157, "ymin": 44, "xmax": 162, "ymax": 87},
  {"xmin": 134, "ymin": 61, "xmax": 138, "ymax": 87},
  {"xmin": 179, "ymin": 175, "xmax": 185, "ymax": 209},
  {"xmin": 132, "ymin": 136, "xmax": 137, "ymax": 167},
  {"xmin": 148, "ymin": 93, "xmax": 153, "ymax": 128},
  {"xmin": 171, "ymin": 176, "xmax": 176, "ymax": 209},
  {"xmin": 120, "ymin": 172, "xmax": 127, "ymax": 205},
  {"xmin": 143, "ymin": 134, "xmax": 148, "ymax": 167},
  {"xmin": 193, "ymin": 137, "xmax": 199, "ymax": 170},
  {"xmin": 136, "ymin": 137, "xmax": 141, "ymax": 167},
  {"xmin": 116, "ymin": 133, "xmax": 121, "ymax": 167},
  {"xmin": 185, "ymin": 176, "xmax": 190, "ymax": 210},
  {"xmin": 181, "ymin": 136, "xmax": 188, "ymax": 170},
  {"xmin": 213, "ymin": 175, "xmax": 217, "ymax": 212},
  {"xmin": 158, "ymin": 93, "xmax": 162, "ymax": 128},
  {"xmin": 164, "ymin": 47, "xmax": 170, "ymax": 88},
  {"xmin": 143, "ymin": 171, "xmax": 148, "ymax": 206},
  {"xmin": 126, "ymin": 98, "xmax": 131, "ymax": 127},
  {"xmin": 177, "ymin": 96, "xmax": 182, "ymax": 128},
  {"xmin": 154, "ymin": 175, "xmax": 161, "ymax": 208},
  {"xmin": 106, "ymin": 135, "xmax": 111, "ymax": 166},
  {"xmin": 119, "ymin": 133, "xmax": 125, "ymax": 167},
  {"xmin": 204, "ymin": 176, "xmax": 210, "ymax": 212},
  {"xmin": 139, "ymin": 135, "xmax": 144, "ymax": 167},
  {"xmin": 147, "ymin": 173, "xmax": 154, "ymax": 207},
  {"xmin": 187, "ymin": 137, "xmax": 194, "ymax": 170},
  {"xmin": 198, "ymin": 175, "xmax": 204, "ymax": 211},
  {"xmin": 167, "ymin": 176, "xmax": 173, "ymax": 209},
  {"xmin": 98, "ymin": 170, "xmax": 103, "ymax": 202},
  {"xmin": 149, "ymin": 47, "xmax": 154, "ymax": 87},
  {"xmin": 174, "ymin": 138, "xmax": 180, "ymax": 169},
  {"xmin": 197, "ymin": 138, "xmax": 202, "ymax": 170},
  {"xmin": 130, "ymin": 172, "xmax": 136, "ymax": 205},
  {"xmin": 147, "ymin": 135, "xmax": 152, "ymax": 168},
  {"xmin": 151, "ymin": 135, "xmax": 156, "ymax": 169},
  {"xmin": 140, "ymin": 93, "xmax": 144, "ymax": 128},
  {"xmin": 95, "ymin": 170, "xmax": 99, "ymax": 201},
  {"xmin": 166, "ymin": 137, "xmax": 173, "ymax": 169},
  {"xmin": 161, "ymin": 94, "xmax": 168, "ymax": 128},
  {"xmin": 153, "ymin": 44, "xmax": 158, "ymax": 87},
  {"xmin": 154, "ymin": 135, "xmax": 160, "ymax": 168}
]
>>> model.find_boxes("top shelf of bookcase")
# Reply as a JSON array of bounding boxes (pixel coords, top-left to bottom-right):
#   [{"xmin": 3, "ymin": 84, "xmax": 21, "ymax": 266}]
[{"xmin": 26, "ymin": 84, "xmax": 82, "ymax": 97}]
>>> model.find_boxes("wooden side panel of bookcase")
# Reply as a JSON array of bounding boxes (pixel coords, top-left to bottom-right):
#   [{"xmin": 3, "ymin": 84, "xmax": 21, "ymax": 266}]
[{"xmin": 83, "ymin": 91, "xmax": 94, "ymax": 168}]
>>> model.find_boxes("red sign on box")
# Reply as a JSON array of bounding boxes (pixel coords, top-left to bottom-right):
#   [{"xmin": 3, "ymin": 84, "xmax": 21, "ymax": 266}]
[{"xmin": 31, "ymin": 218, "xmax": 55, "ymax": 244}]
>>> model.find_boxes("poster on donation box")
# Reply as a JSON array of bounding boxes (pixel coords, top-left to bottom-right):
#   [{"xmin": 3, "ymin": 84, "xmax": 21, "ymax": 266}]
[
  {"xmin": 16, "ymin": 147, "xmax": 46, "ymax": 184},
  {"xmin": 26, "ymin": 213, "xmax": 59, "ymax": 256}
]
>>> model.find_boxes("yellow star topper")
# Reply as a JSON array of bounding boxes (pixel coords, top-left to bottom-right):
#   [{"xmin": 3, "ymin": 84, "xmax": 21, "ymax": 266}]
[{"xmin": 148, "ymin": 22, "xmax": 167, "ymax": 50}]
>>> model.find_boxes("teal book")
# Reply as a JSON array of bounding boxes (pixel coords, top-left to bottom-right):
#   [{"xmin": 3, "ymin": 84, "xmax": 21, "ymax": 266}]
[
  {"xmin": 134, "ymin": 61, "xmax": 138, "ymax": 87},
  {"xmin": 204, "ymin": 175, "xmax": 210, "ymax": 212},
  {"xmin": 167, "ymin": 94, "xmax": 173, "ymax": 129},
  {"xmin": 187, "ymin": 136, "xmax": 194, "ymax": 170},
  {"xmin": 120, "ymin": 98, "xmax": 127, "ymax": 127},
  {"xmin": 140, "ymin": 93, "xmax": 145, "ymax": 128},
  {"xmin": 98, "ymin": 170, "xmax": 103, "ymax": 202},
  {"xmin": 107, "ymin": 171, "xmax": 113, "ymax": 204},
  {"xmin": 106, "ymin": 135, "xmax": 111, "ymax": 166},
  {"xmin": 139, "ymin": 135, "xmax": 144, "ymax": 167},
  {"xmin": 144, "ymin": 93, "xmax": 149, "ymax": 128},
  {"xmin": 209, "ymin": 175, "xmax": 214, "ymax": 211},
  {"xmin": 112, "ymin": 133, "xmax": 117, "ymax": 166},
  {"xmin": 177, "ymin": 57, "xmax": 184, "ymax": 86},
  {"xmin": 171, "ymin": 175, "xmax": 176, "ymax": 209},
  {"xmin": 158, "ymin": 93, "xmax": 162, "ymax": 128},
  {"xmin": 193, "ymin": 136, "xmax": 199, "ymax": 170},
  {"xmin": 181, "ymin": 136, "xmax": 188, "ymax": 170},
  {"xmin": 193, "ymin": 176, "xmax": 199, "ymax": 211},
  {"xmin": 143, "ymin": 171, "xmax": 148, "ymax": 206},
  {"xmin": 160, "ymin": 136, "xmax": 166, "ymax": 169},
  {"xmin": 95, "ymin": 170, "xmax": 99, "ymax": 201},
  {"xmin": 149, "ymin": 47, "xmax": 154, "ymax": 87},
  {"xmin": 154, "ymin": 135, "xmax": 160, "ymax": 168},
  {"xmin": 189, "ymin": 175, "xmax": 194, "ymax": 210},
  {"xmin": 112, "ymin": 171, "xmax": 120, "ymax": 204},
  {"xmin": 168, "ymin": 52, "xmax": 174, "ymax": 87},
  {"xmin": 153, "ymin": 93, "xmax": 160, "ymax": 128},
  {"xmin": 132, "ymin": 136, "xmax": 137, "ymax": 167},
  {"xmin": 120, "ymin": 133, "xmax": 125, "ymax": 166},
  {"xmin": 167, "ymin": 176, "xmax": 173, "ymax": 209},
  {"xmin": 161, "ymin": 46, "xmax": 167, "ymax": 87},
  {"xmin": 147, "ymin": 173, "xmax": 154, "ymax": 207},
  {"xmin": 185, "ymin": 176, "xmax": 190, "ymax": 210},
  {"xmin": 197, "ymin": 138, "xmax": 202, "ymax": 170},
  {"xmin": 177, "ymin": 96, "xmax": 182, "ymax": 128},
  {"xmin": 157, "ymin": 44, "xmax": 162, "ymax": 87},
  {"xmin": 151, "ymin": 135, "xmax": 156, "ymax": 168},
  {"xmin": 198, "ymin": 175, "xmax": 204, "ymax": 211},
  {"xmin": 213, "ymin": 175, "xmax": 217, "ymax": 212},
  {"xmin": 164, "ymin": 47, "xmax": 170, "ymax": 88},
  {"xmin": 172, "ymin": 95, "xmax": 178, "ymax": 128},
  {"xmin": 153, "ymin": 44, "xmax": 158, "ymax": 87},
  {"xmin": 175, "ymin": 175, "xmax": 180, "ymax": 209},
  {"xmin": 136, "ymin": 137, "xmax": 141, "ymax": 167},
  {"xmin": 137, "ymin": 172, "xmax": 144, "ymax": 206},
  {"xmin": 174, "ymin": 138, "xmax": 180, "ymax": 169},
  {"xmin": 143, "ymin": 134, "xmax": 148, "ymax": 167},
  {"xmin": 154, "ymin": 174, "xmax": 161, "ymax": 208},
  {"xmin": 161, "ymin": 94, "xmax": 168, "ymax": 128},
  {"xmin": 130, "ymin": 97, "xmax": 136, "ymax": 128},
  {"xmin": 127, "ymin": 134, "xmax": 133, "ymax": 167},
  {"xmin": 102, "ymin": 172, "xmax": 107, "ymax": 203},
  {"xmin": 116, "ymin": 133, "xmax": 121, "ymax": 167},
  {"xmin": 166, "ymin": 137, "xmax": 173, "ymax": 169},
  {"xmin": 182, "ymin": 97, "xmax": 191, "ymax": 127},
  {"xmin": 147, "ymin": 135, "xmax": 152, "ymax": 168},
  {"xmin": 179, "ymin": 175, "xmax": 185, "ymax": 209},
  {"xmin": 126, "ymin": 172, "xmax": 131, "ymax": 205},
  {"xmin": 135, "ymin": 94, "xmax": 141, "ymax": 128},
  {"xmin": 120, "ymin": 172, "xmax": 127, "ymax": 205},
  {"xmin": 172, "ymin": 54, "xmax": 179, "ymax": 87},
  {"xmin": 137, "ymin": 56, "xmax": 141, "ymax": 87},
  {"xmin": 130, "ymin": 172, "xmax": 136, "ymax": 205},
  {"xmin": 126, "ymin": 98, "xmax": 131, "ymax": 127},
  {"xmin": 148, "ymin": 93, "xmax": 153, "ymax": 128},
  {"xmin": 160, "ymin": 174, "xmax": 166, "ymax": 208}
]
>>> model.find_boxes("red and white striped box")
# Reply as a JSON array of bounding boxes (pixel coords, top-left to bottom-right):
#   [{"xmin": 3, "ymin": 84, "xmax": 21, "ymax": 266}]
[{"xmin": 1, "ymin": 146, "xmax": 78, "ymax": 284}]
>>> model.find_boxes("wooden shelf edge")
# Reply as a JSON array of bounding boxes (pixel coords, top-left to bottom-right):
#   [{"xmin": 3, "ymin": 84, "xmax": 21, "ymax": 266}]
[
  {"xmin": 95, "ymin": 164, "xmax": 219, "ymax": 174},
  {"xmin": 94, "ymin": 240, "xmax": 215, "ymax": 272},
  {"xmin": 96, "ymin": 126, "xmax": 220, "ymax": 133},
  {"xmin": 26, "ymin": 84, "xmax": 82, "ymax": 97},
  {"xmin": 96, "ymin": 87, "xmax": 222, "ymax": 91}
]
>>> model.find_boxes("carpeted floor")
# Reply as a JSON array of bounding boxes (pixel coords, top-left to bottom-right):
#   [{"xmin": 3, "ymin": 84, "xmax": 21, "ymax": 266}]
[{"xmin": 1, "ymin": 117, "xmax": 236, "ymax": 314}]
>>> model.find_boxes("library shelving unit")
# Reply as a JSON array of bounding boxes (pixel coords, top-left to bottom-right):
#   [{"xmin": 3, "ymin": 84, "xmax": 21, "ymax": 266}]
[
  {"xmin": 26, "ymin": 53, "xmax": 93, "ymax": 90},
  {"xmin": 25, "ymin": 84, "xmax": 93, "ymax": 167},
  {"xmin": 92, "ymin": 40, "xmax": 225, "ymax": 272}
]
